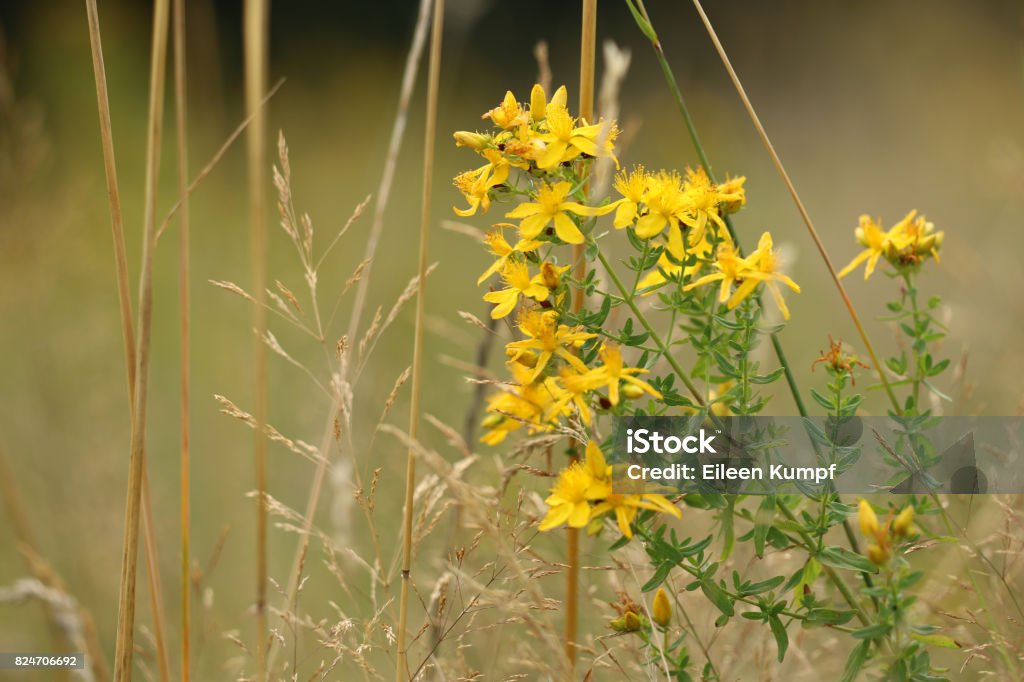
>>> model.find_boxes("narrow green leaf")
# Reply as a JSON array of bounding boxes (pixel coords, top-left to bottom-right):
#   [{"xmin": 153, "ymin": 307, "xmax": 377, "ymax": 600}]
[
  {"xmin": 769, "ymin": 614, "xmax": 788, "ymax": 662},
  {"xmin": 840, "ymin": 640, "xmax": 871, "ymax": 682}
]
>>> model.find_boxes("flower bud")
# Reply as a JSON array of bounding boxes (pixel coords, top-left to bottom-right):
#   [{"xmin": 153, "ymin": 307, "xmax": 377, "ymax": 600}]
[
  {"xmin": 652, "ymin": 588, "xmax": 672, "ymax": 628},
  {"xmin": 893, "ymin": 506, "xmax": 915, "ymax": 537},
  {"xmin": 621, "ymin": 384, "xmax": 646, "ymax": 401},
  {"xmin": 867, "ymin": 542, "xmax": 889, "ymax": 566},
  {"xmin": 453, "ymin": 131, "xmax": 490, "ymax": 151},
  {"xmin": 858, "ymin": 499, "xmax": 879, "ymax": 538},
  {"xmin": 481, "ymin": 413, "xmax": 505, "ymax": 429}
]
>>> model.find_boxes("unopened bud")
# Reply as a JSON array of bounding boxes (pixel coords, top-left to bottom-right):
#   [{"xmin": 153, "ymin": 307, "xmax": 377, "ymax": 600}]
[
  {"xmin": 858, "ymin": 499, "xmax": 880, "ymax": 538},
  {"xmin": 453, "ymin": 131, "xmax": 489, "ymax": 151},
  {"xmin": 652, "ymin": 588, "xmax": 672, "ymax": 628},
  {"xmin": 867, "ymin": 543, "xmax": 889, "ymax": 566},
  {"xmin": 893, "ymin": 506, "xmax": 915, "ymax": 537}
]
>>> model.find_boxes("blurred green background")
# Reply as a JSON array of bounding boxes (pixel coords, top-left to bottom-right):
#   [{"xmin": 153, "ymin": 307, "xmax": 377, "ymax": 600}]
[{"xmin": 0, "ymin": 0, "xmax": 1022, "ymax": 678}]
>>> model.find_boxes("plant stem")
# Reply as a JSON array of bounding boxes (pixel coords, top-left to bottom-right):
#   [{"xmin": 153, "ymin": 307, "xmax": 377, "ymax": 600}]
[
  {"xmin": 396, "ymin": 0, "xmax": 444, "ymax": 679},
  {"xmin": 112, "ymin": 0, "xmax": 171, "ymax": 678},
  {"xmin": 564, "ymin": 1, "xmax": 597, "ymax": 672},
  {"xmin": 172, "ymin": 0, "xmax": 191, "ymax": 677},
  {"xmin": 597, "ymin": 250, "xmax": 705, "ymax": 406},
  {"xmin": 243, "ymin": 1, "xmax": 270, "ymax": 678}
]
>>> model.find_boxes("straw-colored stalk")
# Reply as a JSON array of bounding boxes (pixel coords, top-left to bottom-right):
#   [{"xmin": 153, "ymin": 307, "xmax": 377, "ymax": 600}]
[
  {"xmin": 172, "ymin": 0, "xmax": 192, "ymax": 678},
  {"xmin": 688, "ymin": 0, "xmax": 900, "ymax": 414},
  {"xmin": 243, "ymin": 0, "xmax": 270, "ymax": 679},
  {"xmin": 564, "ymin": 0, "xmax": 597, "ymax": 672},
  {"xmin": 112, "ymin": 0, "xmax": 172, "ymax": 678},
  {"xmin": 396, "ymin": 0, "xmax": 445, "ymax": 679},
  {"xmin": 86, "ymin": 0, "xmax": 171, "ymax": 678}
]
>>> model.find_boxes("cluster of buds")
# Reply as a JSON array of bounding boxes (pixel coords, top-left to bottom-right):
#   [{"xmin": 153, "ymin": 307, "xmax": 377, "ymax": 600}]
[
  {"xmin": 608, "ymin": 588, "xmax": 673, "ymax": 633},
  {"xmin": 858, "ymin": 499, "xmax": 916, "ymax": 566}
]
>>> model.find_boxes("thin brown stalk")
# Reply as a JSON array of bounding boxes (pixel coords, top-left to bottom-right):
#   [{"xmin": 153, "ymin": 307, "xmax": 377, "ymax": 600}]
[
  {"xmin": 689, "ymin": 0, "xmax": 900, "ymax": 413},
  {"xmin": 565, "ymin": 0, "xmax": 597, "ymax": 672},
  {"xmin": 172, "ymin": 0, "xmax": 191, "ymax": 678},
  {"xmin": 112, "ymin": 0, "xmax": 172, "ymax": 678},
  {"xmin": 86, "ymin": 1, "xmax": 171, "ymax": 678},
  {"xmin": 396, "ymin": 0, "xmax": 444, "ymax": 679},
  {"xmin": 243, "ymin": 0, "xmax": 270, "ymax": 679}
]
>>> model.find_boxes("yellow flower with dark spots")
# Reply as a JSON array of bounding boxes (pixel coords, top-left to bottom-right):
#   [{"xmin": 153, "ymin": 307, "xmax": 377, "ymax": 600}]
[{"xmin": 505, "ymin": 181, "xmax": 614, "ymax": 244}]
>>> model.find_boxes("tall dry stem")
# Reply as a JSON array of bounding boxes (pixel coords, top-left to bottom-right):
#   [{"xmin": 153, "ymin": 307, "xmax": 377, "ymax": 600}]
[
  {"xmin": 243, "ymin": 1, "xmax": 270, "ymax": 679},
  {"xmin": 689, "ymin": 0, "xmax": 900, "ymax": 414},
  {"xmin": 112, "ymin": 0, "xmax": 172, "ymax": 678},
  {"xmin": 396, "ymin": 0, "xmax": 445, "ymax": 679},
  {"xmin": 564, "ymin": 0, "xmax": 597, "ymax": 672},
  {"xmin": 172, "ymin": 0, "xmax": 192, "ymax": 678},
  {"xmin": 86, "ymin": 1, "xmax": 171, "ymax": 678}
]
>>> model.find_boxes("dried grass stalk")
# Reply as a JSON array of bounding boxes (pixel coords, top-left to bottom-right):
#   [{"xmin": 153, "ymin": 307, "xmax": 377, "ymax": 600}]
[{"xmin": 396, "ymin": 0, "xmax": 445, "ymax": 678}]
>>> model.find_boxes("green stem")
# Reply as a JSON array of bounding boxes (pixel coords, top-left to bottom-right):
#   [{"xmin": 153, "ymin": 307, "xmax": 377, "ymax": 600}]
[{"xmin": 597, "ymin": 249, "xmax": 705, "ymax": 406}]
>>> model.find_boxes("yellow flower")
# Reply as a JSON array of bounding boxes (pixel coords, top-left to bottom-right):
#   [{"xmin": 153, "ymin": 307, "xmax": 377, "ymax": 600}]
[
  {"xmin": 453, "ymin": 149, "xmax": 524, "ymax": 217},
  {"xmin": 539, "ymin": 441, "xmax": 611, "ymax": 531},
  {"xmin": 611, "ymin": 165, "xmax": 648, "ymax": 229},
  {"xmin": 540, "ymin": 261, "xmax": 569, "ymax": 290},
  {"xmin": 717, "ymin": 175, "xmax": 747, "ymax": 215},
  {"xmin": 683, "ymin": 242, "xmax": 754, "ymax": 305},
  {"xmin": 652, "ymin": 588, "xmax": 672, "ymax": 628},
  {"xmin": 590, "ymin": 492, "xmax": 681, "ymax": 538},
  {"xmin": 838, "ymin": 214, "xmax": 906, "ymax": 280},
  {"xmin": 506, "ymin": 309, "xmax": 596, "ymax": 380},
  {"xmin": 678, "ymin": 167, "xmax": 732, "ymax": 245},
  {"xmin": 530, "ymin": 83, "xmax": 567, "ymax": 123},
  {"xmin": 858, "ymin": 499, "xmax": 880, "ymax": 537},
  {"xmin": 728, "ymin": 232, "xmax": 801, "ymax": 319},
  {"xmin": 505, "ymin": 181, "xmax": 613, "ymax": 244},
  {"xmin": 477, "ymin": 227, "xmax": 542, "ymax": 285},
  {"xmin": 535, "ymin": 103, "xmax": 618, "ymax": 170},
  {"xmin": 550, "ymin": 367, "xmax": 595, "ymax": 425},
  {"xmin": 886, "ymin": 210, "xmax": 943, "ymax": 267},
  {"xmin": 480, "ymin": 362, "xmax": 569, "ymax": 445},
  {"xmin": 483, "ymin": 260, "xmax": 550, "ymax": 319},
  {"xmin": 576, "ymin": 344, "xmax": 661, "ymax": 406},
  {"xmin": 482, "ymin": 90, "xmax": 528, "ymax": 129},
  {"xmin": 635, "ymin": 171, "xmax": 690, "ymax": 256}
]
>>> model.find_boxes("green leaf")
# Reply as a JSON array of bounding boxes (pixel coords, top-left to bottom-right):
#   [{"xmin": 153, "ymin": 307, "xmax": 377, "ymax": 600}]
[
  {"xmin": 852, "ymin": 622, "xmax": 892, "ymax": 640},
  {"xmin": 754, "ymin": 495, "xmax": 775, "ymax": 558},
  {"xmin": 769, "ymin": 614, "xmax": 788, "ymax": 662},
  {"xmin": 840, "ymin": 639, "xmax": 871, "ymax": 682},
  {"xmin": 911, "ymin": 633, "xmax": 960, "ymax": 649},
  {"xmin": 741, "ymin": 575, "xmax": 785, "ymax": 596},
  {"xmin": 819, "ymin": 546, "xmax": 878, "ymax": 574},
  {"xmin": 700, "ymin": 580, "xmax": 735, "ymax": 617},
  {"xmin": 804, "ymin": 608, "xmax": 856, "ymax": 626},
  {"xmin": 810, "ymin": 388, "xmax": 836, "ymax": 411}
]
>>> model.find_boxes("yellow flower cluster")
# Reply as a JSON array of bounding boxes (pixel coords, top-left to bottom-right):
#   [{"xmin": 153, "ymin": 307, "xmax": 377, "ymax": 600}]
[
  {"xmin": 839, "ymin": 210, "xmax": 944, "ymax": 280},
  {"xmin": 857, "ymin": 499, "xmax": 916, "ymax": 565},
  {"xmin": 480, "ymin": 308, "xmax": 661, "ymax": 445},
  {"xmin": 539, "ymin": 442, "xmax": 681, "ymax": 538},
  {"xmin": 453, "ymin": 84, "xmax": 618, "ymax": 232},
  {"xmin": 607, "ymin": 166, "xmax": 801, "ymax": 317}
]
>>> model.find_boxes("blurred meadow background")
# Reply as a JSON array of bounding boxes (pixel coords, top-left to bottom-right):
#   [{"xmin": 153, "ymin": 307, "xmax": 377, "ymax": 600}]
[{"xmin": 0, "ymin": 0, "xmax": 1022, "ymax": 679}]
